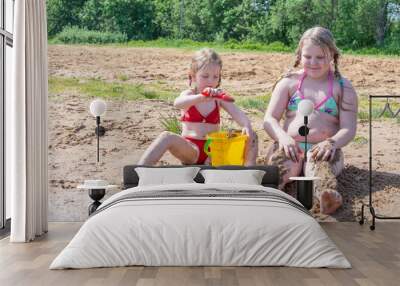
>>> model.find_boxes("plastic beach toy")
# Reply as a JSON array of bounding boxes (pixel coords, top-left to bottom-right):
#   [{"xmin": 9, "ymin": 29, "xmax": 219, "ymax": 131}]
[
  {"xmin": 201, "ymin": 87, "xmax": 235, "ymax": 102},
  {"xmin": 204, "ymin": 130, "xmax": 247, "ymax": 166}
]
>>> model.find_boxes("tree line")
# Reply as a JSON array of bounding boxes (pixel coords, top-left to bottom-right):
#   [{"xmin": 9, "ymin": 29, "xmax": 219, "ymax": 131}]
[{"xmin": 47, "ymin": 0, "xmax": 400, "ymax": 50}]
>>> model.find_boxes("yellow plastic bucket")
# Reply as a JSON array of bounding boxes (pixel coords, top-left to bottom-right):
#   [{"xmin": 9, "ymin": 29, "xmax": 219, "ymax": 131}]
[{"xmin": 204, "ymin": 130, "xmax": 248, "ymax": 166}]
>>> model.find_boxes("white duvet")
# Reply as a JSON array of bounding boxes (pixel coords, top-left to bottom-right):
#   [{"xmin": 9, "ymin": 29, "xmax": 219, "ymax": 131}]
[{"xmin": 50, "ymin": 183, "xmax": 351, "ymax": 269}]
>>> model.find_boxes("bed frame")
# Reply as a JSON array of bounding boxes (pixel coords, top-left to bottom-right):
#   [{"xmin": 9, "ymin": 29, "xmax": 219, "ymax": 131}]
[{"xmin": 123, "ymin": 165, "xmax": 280, "ymax": 189}]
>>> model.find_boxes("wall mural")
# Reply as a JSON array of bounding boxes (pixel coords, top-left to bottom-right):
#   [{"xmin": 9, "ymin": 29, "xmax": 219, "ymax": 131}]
[{"xmin": 46, "ymin": 1, "xmax": 400, "ymax": 222}]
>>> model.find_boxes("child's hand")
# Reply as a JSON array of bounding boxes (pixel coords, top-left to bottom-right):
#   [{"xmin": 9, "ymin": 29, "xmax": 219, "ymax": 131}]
[
  {"xmin": 202, "ymin": 87, "xmax": 221, "ymax": 97},
  {"xmin": 201, "ymin": 88, "xmax": 235, "ymax": 102},
  {"xmin": 241, "ymin": 126, "xmax": 252, "ymax": 137},
  {"xmin": 310, "ymin": 139, "xmax": 336, "ymax": 162},
  {"xmin": 279, "ymin": 135, "xmax": 301, "ymax": 162},
  {"xmin": 242, "ymin": 127, "xmax": 257, "ymax": 145}
]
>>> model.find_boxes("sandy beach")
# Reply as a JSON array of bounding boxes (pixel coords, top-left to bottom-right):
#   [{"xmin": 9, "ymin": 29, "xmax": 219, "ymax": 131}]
[{"xmin": 47, "ymin": 45, "xmax": 400, "ymax": 222}]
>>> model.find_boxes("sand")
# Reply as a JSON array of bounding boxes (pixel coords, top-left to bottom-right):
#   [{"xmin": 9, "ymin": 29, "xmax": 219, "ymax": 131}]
[{"xmin": 48, "ymin": 45, "xmax": 400, "ymax": 222}]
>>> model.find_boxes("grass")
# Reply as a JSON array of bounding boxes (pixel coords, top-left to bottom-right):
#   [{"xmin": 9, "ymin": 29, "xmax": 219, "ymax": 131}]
[
  {"xmin": 123, "ymin": 39, "xmax": 293, "ymax": 53},
  {"xmin": 49, "ymin": 35, "xmax": 293, "ymax": 53},
  {"xmin": 160, "ymin": 113, "xmax": 182, "ymax": 134},
  {"xmin": 49, "ymin": 76, "xmax": 272, "ymax": 111},
  {"xmin": 49, "ymin": 76, "xmax": 400, "ymax": 127},
  {"xmin": 50, "ymin": 26, "xmax": 128, "ymax": 44},
  {"xmin": 342, "ymin": 46, "xmax": 400, "ymax": 57},
  {"xmin": 116, "ymin": 74, "xmax": 129, "ymax": 81},
  {"xmin": 353, "ymin": 135, "xmax": 368, "ymax": 145},
  {"xmin": 48, "ymin": 76, "xmax": 272, "ymax": 134},
  {"xmin": 358, "ymin": 96, "xmax": 400, "ymax": 120},
  {"xmin": 124, "ymin": 39, "xmax": 400, "ymax": 56},
  {"xmin": 49, "ymin": 76, "xmax": 176, "ymax": 101},
  {"xmin": 235, "ymin": 94, "xmax": 270, "ymax": 113}
]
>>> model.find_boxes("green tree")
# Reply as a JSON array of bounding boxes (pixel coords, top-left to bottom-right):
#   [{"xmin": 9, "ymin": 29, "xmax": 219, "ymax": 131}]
[
  {"xmin": 268, "ymin": 0, "xmax": 333, "ymax": 45},
  {"xmin": 179, "ymin": 0, "xmax": 217, "ymax": 41},
  {"xmin": 79, "ymin": 0, "xmax": 104, "ymax": 31},
  {"xmin": 152, "ymin": 0, "xmax": 180, "ymax": 38},
  {"xmin": 221, "ymin": 0, "xmax": 270, "ymax": 41},
  {"xmin": 47, "ymin": 0, "xmax": 87, "ymax": 36},
  {"xmin": 46, "ymin": 0, "xmax": 400, "ymax": 53},
  {"xmin": 334, "ymin": 0, "xmax": 395, "ymax": 48},
  {"xmin": 333, "ymin": 0, "xmax": 358, "ymax": 48},
  {"xmin": 101, "ymin": 0, "xmax": 157, "ymax": 40}
]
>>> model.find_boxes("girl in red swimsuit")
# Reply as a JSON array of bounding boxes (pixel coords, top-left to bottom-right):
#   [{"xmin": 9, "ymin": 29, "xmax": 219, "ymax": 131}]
[{"xmin": 138, "ymin": 48, "xmax": 258, "ymax": 165}]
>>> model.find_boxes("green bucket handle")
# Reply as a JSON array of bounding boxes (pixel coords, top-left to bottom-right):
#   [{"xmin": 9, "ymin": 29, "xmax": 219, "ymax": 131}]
[{"xmin": 204, "ymin": 138, "xmax": 212, "ymax": 157}]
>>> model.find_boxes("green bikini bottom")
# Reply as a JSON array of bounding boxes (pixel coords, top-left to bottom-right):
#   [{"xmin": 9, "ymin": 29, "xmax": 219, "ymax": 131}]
[{"xmin": 298, "ymin": 142, "xmax": 314, "ymax": 152}]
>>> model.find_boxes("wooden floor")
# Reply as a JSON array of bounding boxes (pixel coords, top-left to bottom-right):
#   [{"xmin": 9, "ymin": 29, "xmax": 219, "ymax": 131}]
[{"xmin": 0, "ymin": 222, "xmax": 399, "ymax": 286}]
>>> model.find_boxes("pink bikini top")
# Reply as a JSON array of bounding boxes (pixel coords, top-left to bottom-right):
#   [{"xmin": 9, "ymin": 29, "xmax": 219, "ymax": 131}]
[{"xmin": 287, "ymin": 70, "xmax": 339, "ymax": 116}]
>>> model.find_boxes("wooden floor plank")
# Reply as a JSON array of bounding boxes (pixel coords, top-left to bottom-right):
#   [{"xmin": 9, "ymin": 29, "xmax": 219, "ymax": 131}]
[{"xmin": 0, "ymin": 222, "xmax": 399, "ymax": 286}]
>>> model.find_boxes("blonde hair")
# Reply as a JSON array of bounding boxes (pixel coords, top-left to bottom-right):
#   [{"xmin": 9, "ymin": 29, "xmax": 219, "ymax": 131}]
[
  {"xmin": 189, "ymin": 48, "xmax": 223, "ymax": 88},
  {"xmin": 274, "ymin": 26, "xmax": 353, "ymax": 112},
  {"xmin": 292, "ymin": 27, "xmax": 340, "ymax": 78}
]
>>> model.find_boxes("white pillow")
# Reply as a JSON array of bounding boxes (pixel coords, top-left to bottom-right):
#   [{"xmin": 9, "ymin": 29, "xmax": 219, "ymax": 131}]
[
  {"xmin": 200, "ymin": 169, "xmax": 266, "ymax": 185},
  {"xmin": 136, "ymin": 167, "xmax": 200, "ymax": 186}
]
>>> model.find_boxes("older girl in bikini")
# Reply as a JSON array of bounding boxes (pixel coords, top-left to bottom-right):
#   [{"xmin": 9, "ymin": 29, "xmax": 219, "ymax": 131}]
[{"xmin": 264, "ymin": 27, "xmax": 358, "ymax": 214}]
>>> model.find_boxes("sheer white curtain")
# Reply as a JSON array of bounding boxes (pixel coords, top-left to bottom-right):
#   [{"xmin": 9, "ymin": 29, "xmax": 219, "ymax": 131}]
[{"xmin": 8, "ymin": 0, "xmax": 48, "ymax": 242}]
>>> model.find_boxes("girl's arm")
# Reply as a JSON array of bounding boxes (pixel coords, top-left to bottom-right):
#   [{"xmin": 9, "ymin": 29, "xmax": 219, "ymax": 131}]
[
  {"xmin": 220, "ymin": 98, "xmax": 258, "ymax": 166},
  {"xmin": 312, "ymin": 79, "xmax": 358, "ymax": 161},
  {"xmin": 263, "ymin": 77, "xmax": 300, "ymax": 162},
  {"xmin": 263, "ymin": 77, "xmax": 293, "ymax": 141},
  {"xmin": 329, "ymin": 79, "xmax": 358, "ymax": 148},
  {"xmin": 219, "ymin": 100, "xmax": 252, "ymax": 130},
  {"xmin": 174, "ymin": 90, "xmax": 207, "ymax": 109}
]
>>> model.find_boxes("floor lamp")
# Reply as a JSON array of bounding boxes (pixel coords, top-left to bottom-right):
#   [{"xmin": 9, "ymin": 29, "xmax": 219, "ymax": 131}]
[
  {"xmin": 298, "ymin": 99, "xmax": 314, "ymax": 161},
  {"xmin": 291, "ymin": 99, "xmax": 316, "ymax": 209},
  {"xmin": 89, "ymin": 99, "xmax": 107, "ymax": 162}
]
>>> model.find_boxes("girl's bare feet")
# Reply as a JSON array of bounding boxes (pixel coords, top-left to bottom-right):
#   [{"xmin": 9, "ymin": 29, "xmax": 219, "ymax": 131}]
[{"xmin": 320, "ymin": 190, "xmax": 342, "ymax": 214}]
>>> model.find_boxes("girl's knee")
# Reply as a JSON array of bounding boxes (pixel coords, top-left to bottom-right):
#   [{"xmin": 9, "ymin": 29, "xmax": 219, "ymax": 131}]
[
  {"xmin": 281, "ymin": 161, "xmax": 302, "ymax": 178},
  {"xmin": 279, "ymin": 167, "xmax": 302, "ymax": 190},
  {"xmin": 249, "ymin": 132, "xmax": 258, "ymax": 143},
  {"xmin": 159, "ymin": 131, "xmax": 173, "ymax": 139},
  {"xmin": 304, "ymin": 149, "xmax": 344, "ymax": 177},
  {"xmin": 158, "ymin": 131, "xmax": 176, "ymax": 145},
  {"xmin": 266, "ymin": 147, "xmax": 302, "ymax": 188},
  {"xmin": 265, "ymin": 142, "xmax": 280, "ymax": 164},
  {"xmin": 248, "ymin": 133, "xmax": 259, "ymax": 152}
]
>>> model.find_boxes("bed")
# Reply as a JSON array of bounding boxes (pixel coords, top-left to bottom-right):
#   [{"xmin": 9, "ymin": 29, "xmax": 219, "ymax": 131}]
[{"xmin": 50, "ymin": 165, "xmax": 350, "ymax": 269}]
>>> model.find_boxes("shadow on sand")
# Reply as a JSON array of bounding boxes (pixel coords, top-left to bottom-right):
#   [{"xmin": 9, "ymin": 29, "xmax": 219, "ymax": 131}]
[{"xmin": 330, "ymin": 165, "xmax": 400, "ymax": 221}]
